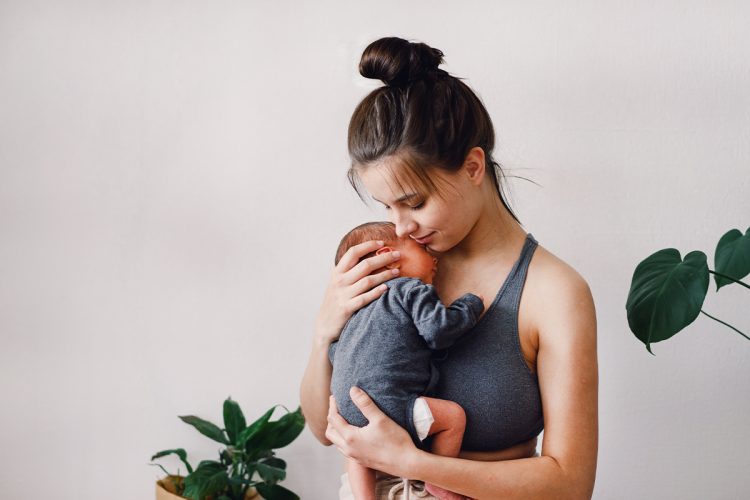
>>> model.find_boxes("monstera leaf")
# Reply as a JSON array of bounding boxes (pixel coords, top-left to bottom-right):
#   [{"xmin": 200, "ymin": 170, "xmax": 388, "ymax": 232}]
[
  {"xmin": 626, "ymin": 248, "xmax": 709, "ymax": 354},
  {"xmin": 714, "ymin": 227, "xmax": 750, "ymax": 291}
]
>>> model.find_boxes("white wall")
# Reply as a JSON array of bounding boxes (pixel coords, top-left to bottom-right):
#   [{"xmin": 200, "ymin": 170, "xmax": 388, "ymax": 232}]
[{"xmin": 1, "ymin": 1, "xmax": 748, "ymax": 499}]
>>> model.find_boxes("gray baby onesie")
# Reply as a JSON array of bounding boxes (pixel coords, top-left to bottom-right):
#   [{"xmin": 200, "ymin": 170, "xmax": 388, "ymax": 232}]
[{"xmin": 328, "ymin": 276, "xmax": 485, "ymax": 449}]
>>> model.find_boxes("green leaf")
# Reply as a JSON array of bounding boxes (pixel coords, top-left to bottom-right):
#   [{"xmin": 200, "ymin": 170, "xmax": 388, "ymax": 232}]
[
  {"xmin": 256, "ymin": 483, "xmax": 299, "ymax": 500},
  {"xmin": 228, "ymin": 475, "xmax": 246, "ymax": 487},
  {"xmin": 219, "ymin": 449, "xmax": 231, "ymax": 466},
  {"xmin": 196, "ymin": 459, "xmax": 222, "ymax": 469},
  {"xmin": 179, "ymin": 415, "xmax": 229, "ymax": 445},
  {"xmin": 238, "ymin": 406, "xmax": 278, "ymax": 449},
  {"xmin": 257, "ymin": 460, "xmax": 286, "ymax": 484},
  {"xmin": 261, "ymin": 457, "xmax": 286, "ymax": 470},
  {"xmin": 150, "ymin": 448, "xmax": 193, "ymax": 474},
  {"xmin": 183, "ymin": 461, "xmax": 229, "ymax": 500},
  {"xmin": 148, "ymin": 462, "xmax": 173, "ymax": 478},
  {"xmin": 248, "ymin": 407, "xmax": 305, "ymax": 451},
  {"xmin": 625, "ymin": 248, "xmax": 709, "ymax": 354},
  {"xmin": 714, "ymin": 227, "xmax": 750, "ymax": 290},
  {"xmin": 244, "ymin": 463, "xmax": 257, "ymax": 480},
  {"xmin": 223, "ymin": 397, "xmax": 247, "ymax": 445},
  {"xmin": 270, "ymin": 408, "xmax": 305, "ymax": 449}
]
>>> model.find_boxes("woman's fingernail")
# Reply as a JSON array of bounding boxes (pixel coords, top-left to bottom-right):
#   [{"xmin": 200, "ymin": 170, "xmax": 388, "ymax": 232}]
[
  {"xmin": 392, "ymin": 268, "xmax": 400, "ymax": 275},
  {"xmin": 377, "ymin": 240, "xmax": 384, "ymax": 245},
  {"xmin": 393, "ymin": 251, "xmax": 401, "ymax": 258}
]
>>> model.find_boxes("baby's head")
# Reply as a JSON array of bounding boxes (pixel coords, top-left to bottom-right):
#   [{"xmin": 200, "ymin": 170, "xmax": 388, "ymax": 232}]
[{"xmin": 335, "ymin": 222, "xmax": 438, "ymax": 284}]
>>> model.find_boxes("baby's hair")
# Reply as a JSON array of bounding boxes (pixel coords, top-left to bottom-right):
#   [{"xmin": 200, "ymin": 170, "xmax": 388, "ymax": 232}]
[{"xmin": 334, "ymin": 221, "xmax": 398, "ymax": 266}]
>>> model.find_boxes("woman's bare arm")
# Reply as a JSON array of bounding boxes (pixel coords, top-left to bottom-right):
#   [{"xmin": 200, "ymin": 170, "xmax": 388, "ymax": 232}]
[
  {"xmin": 299, "ymin": 239, "xmax": 402, "ymax": 445},
  {"xmin": 457, "ymin": 435, "xmax": 538, "ymax": 462},
  {"xmin": 299, "ymin": 337, "xmax": 336, "ymax": 445},
  {"xmin": 327, "ymin": 272, "xmax": 599, "ymax": 499}
]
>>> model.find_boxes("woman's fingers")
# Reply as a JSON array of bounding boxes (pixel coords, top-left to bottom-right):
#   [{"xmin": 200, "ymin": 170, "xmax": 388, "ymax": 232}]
[
  {"xmin": 336, "ymin": 240, "xmax": 386, "ymax": 280},
  {"xmin": 345, "ymin": 269, "xmax": 394, "ymax": 310},
  {"xmin": 329, "ymin": 240, "xmax": 402, "ymax": 322},
  {"xmin": 327, "ymin": 389, "xmax": 382, "ymax": 445},
  {"xmin": 326, "ymin": 396, "xmax": 353, "ymax": 456},
  {"xmin": 326, "ymin": 396, "xmax": 345, "ymax": 436},
  {"xmin": 327, "ymin": 389, "xmax": 416, "ymax": 475},
  {"xmin": 350, "ymin": 267, "xmax": 397, "ymax": 295},
  {"xmin": 344, "ymin": 250, "xmax": 400, "ymax": 287},
  {"xmin": 314, "ymin": 241, "xmax": 400, "ymax": 343},
  {"xmin": 348, "ymin": 386, "xmax": 383, "ymax": 421}
]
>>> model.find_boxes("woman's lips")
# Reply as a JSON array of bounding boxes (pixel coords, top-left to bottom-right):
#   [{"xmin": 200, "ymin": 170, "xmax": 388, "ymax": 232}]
[{"xmin": 413, "ymin": 232, "xmax": 434, "ymax": 244}]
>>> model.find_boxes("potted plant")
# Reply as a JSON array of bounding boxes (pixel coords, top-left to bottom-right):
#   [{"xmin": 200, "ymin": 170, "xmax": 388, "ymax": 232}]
[
  {"xmin": 150, "ymin": 396, "xmax": 305, "ymax": 500},
  {"xmin": 626, "ymin": 226, "xmax": 749, "ymax": 354}
]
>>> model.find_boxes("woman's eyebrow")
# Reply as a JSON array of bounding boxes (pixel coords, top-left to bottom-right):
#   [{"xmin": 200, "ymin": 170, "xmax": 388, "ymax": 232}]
[{"xmin": 372, "ymin": 193, "xmax": 419, "ymax": 204}]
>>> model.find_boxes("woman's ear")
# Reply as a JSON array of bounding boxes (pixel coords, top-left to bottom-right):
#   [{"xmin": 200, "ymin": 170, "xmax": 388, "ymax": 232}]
[{"xmin": 463, "ymin": 146, "xmax": 486, "ymax": 185}]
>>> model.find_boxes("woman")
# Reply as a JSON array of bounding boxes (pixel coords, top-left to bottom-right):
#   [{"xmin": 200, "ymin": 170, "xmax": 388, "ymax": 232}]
[{"xmin": 300, "ymin": 37, "xmax": 598, "ymax": 499}]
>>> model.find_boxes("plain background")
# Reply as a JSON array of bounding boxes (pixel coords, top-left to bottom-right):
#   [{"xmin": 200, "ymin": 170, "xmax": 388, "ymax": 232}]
[{"xmin": 1, "ymin": 1, "xmax": 748, "ymax": 499}]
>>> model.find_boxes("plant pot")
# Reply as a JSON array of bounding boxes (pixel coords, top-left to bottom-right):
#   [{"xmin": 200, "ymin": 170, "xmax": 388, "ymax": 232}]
[{"xmin": 156, "ymin": 476, "xmax": 260, "ymax": 500}]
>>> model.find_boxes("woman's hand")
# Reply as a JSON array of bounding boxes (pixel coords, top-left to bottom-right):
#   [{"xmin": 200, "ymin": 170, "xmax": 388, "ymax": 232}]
[
  {"xmin": 326, "ymin": 386, "xmax": 418, "ymax": 478},
  {"xmin": 314, "ymin": 239, "xmax": 401, "ymax": 345},
  {"xmin": 300, "ymin": 239, "xmax": 402, "ymax": 446}
]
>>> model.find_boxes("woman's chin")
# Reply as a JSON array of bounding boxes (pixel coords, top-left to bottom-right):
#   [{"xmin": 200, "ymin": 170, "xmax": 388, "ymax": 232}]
[{"xmin": 425, "ymin": 243, "xmax": 441, "ymax": 255}]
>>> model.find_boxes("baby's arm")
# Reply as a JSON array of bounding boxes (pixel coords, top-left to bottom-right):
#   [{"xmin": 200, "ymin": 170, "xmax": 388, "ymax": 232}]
[{"xmin": 404, "ymin": 282, "xmax": 485, "ymax": 349}]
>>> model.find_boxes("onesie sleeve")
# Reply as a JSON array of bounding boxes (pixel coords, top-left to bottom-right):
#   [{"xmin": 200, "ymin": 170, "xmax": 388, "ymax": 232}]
[{"xmin": 403, "ymin": 282, "xmax": 485, "ymax": 350}]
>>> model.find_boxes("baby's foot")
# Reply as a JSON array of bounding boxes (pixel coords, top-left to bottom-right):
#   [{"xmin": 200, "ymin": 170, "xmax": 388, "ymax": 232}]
[{"xmin": 424, "ymin": 482, "xmax": 467, "ymax": 500}]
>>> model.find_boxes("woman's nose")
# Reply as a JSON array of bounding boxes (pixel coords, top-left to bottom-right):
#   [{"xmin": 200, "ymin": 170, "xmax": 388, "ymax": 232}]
[{"xmin": 393, "ymin": 216, "xmax": 417, "ymax": 238}]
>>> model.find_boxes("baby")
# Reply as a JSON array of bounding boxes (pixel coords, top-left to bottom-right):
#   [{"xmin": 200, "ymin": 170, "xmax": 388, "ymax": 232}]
[{"xmin": 329, "ymin": 221, "xmax": 485, "ymax": 500}]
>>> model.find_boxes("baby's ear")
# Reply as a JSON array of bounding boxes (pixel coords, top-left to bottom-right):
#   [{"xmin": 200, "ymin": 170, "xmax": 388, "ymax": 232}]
[{"xmin": 375, "ymin": 246, "xmax": 394, "ymax": 256}]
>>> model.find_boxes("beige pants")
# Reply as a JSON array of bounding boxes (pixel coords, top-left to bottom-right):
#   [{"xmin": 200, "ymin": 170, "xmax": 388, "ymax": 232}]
[
  {"xmin": 338, "ymin": 469, "xmax": 437, "ymax": 499},
  {"xmin": 338, "ymin": 451, "xmax": 541, "ymax": 499}
]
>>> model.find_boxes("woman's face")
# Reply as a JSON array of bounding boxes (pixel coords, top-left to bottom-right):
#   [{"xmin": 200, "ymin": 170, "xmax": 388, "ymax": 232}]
[{"xmin": 357, "ymin": 161, "xmax": 480, "ymax": 255}]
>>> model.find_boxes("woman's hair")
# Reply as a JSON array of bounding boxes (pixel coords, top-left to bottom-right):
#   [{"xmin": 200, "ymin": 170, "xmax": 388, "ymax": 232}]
[
  {"xmin": 347, "ymin": 36, "xmax": 524, "ymax": 225},
  {"xmin": 334, "ymin": 221, "xmax": 398, "ymax": 266}
]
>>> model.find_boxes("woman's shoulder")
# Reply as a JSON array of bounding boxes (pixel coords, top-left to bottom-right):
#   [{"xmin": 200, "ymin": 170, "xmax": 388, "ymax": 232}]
[
  {"xmin": 528, "ymin": 242, "xmax": 591, "ymax": 292},
  {"xmin": 525, "ymin": 242, "xmax": 595, "ymax": 341}
]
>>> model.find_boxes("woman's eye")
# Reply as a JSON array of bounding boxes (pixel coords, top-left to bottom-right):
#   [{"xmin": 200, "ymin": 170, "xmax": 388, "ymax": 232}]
[{"xmin": 381, "ymin": 201, "xmax": 424, "ymax": 210}]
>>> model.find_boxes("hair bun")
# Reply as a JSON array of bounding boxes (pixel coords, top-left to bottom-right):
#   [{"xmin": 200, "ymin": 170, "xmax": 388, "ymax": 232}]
[{"xmin": 359, "ymin": 37, "xmax": 447, "ymax": 87}]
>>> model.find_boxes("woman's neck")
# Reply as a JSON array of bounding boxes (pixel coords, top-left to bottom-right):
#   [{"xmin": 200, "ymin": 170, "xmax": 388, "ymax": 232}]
[{"xmin": 442, "ymin": 191, "xmax": 527, "ymax": 266}]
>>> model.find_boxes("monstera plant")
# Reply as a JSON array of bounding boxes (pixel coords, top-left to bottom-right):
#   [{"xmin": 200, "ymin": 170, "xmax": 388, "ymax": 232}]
[
  {"xmin": 626, "ymin": 226, "xmax": 750, "ymax": 354},
  {"xmin": 149, "ymin": 397, "xmax": 305, "ymax": 500}
]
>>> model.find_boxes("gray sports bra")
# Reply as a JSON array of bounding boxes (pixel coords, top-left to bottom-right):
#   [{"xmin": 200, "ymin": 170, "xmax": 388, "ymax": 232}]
[{"xmin": 428, "ymin": 232, "xmax": 544, "ymax": 451}]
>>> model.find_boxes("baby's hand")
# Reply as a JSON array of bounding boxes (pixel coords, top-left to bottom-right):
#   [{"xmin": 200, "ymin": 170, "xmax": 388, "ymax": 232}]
[{"xmin": 477, "ymin": 293, "xmax": 485, "ymax": 302}]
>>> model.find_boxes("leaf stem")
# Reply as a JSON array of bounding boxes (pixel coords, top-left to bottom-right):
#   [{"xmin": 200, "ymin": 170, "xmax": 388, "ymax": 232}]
[
  {"xmin": 709, "ymin": 270, "xmax": 750, "ymax": 290},
  {"xmin": 700, "ymin": 309, "xmax": 749, "ymax": 340}
]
